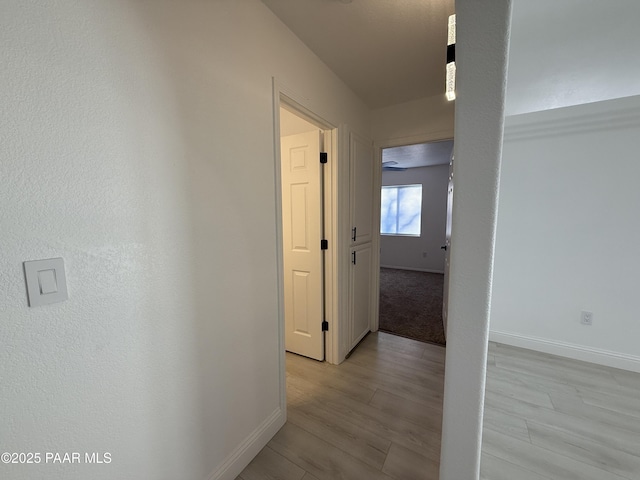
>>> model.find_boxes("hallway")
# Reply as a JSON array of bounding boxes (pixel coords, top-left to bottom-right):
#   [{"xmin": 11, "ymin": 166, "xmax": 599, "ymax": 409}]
[{"xmin": 237, "ymin": 332, "xmax": 445, "ymax": 479}]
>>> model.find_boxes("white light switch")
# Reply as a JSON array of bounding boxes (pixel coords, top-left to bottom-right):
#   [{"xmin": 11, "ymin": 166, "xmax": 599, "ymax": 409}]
[
  {"xmin": 38, "ymin": 269, "xmax": 59, "ymax": 294},
  {"xmin": 24, "ymin": 258, "xmax": 68, "ymax": 307}
]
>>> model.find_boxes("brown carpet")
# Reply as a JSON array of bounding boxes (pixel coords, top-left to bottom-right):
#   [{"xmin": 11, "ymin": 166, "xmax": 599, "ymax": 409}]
[{"xmin": 379, "ymin": 267, "xmax": 446, "ymax": 346}]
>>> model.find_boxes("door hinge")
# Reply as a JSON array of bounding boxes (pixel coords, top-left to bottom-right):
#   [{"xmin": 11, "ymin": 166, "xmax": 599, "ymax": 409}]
[
  {"xmin": 320, "ymin": 152, "xmax": 328, "ymax": 164},
  {"xmin": 322, "ymin": 320, "xmax": 329, "ymax": 331},
  {"xmin": 321, "ymin": 239, "xmax": 328, "ymax": 250}
]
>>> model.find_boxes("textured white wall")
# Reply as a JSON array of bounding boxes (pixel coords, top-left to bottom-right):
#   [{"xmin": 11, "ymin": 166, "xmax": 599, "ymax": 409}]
[
  {"xmin": 506, "ymin": 0, "xmax": 640, "ymax": 116},
  {"xmin": 380, "ymin": 165, "xmax": 449, "ymax": 272},
  {"xmin": 491, "ymin": 0, "xmax": 640, "ymax": 372},
  {"xmin": 0, "ymin": 1, "xmax": 369, "ymax": 479},
  {"xmin": 371, "ymin": 94, "xmax": 454, "ymax": 145},
  {"xmin": 491, "ymin": 97, "xmax": 640, "ymax": 370},
  {"xmin": 439, "ymin": 1, "xmax": 511, "ymax": 479}
]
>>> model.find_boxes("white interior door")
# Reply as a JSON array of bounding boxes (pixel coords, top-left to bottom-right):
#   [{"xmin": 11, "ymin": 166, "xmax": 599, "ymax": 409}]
[
  {"xmin": 281, "ymin": 131, "xmax": 324, "ymax": 360},
  {"xmin": 442, "ymin": 155, "xmax": 454, "ymax": 339}
]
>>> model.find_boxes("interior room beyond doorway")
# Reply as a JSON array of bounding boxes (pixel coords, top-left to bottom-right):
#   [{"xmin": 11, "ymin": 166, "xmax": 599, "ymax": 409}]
[{"xmin": 379, "ymin": 139, "xmax": 453, "ymax": 346}]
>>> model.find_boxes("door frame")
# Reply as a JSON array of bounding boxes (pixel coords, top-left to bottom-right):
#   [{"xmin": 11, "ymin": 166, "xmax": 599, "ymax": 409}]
[
  {"xmin": 272, "ymin": 79, "xmax": 341, "ymax": 381},
  {"xmin": 372, "ymin": 133, "xmax": 455, "ymax": 333}
]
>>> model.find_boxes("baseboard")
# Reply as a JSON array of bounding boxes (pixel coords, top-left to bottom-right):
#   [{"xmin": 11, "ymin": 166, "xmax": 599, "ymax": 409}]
[
  {"xmin": 490, "ymin": 330, "xmax": 640, "ymax": 373},
  {"xmin": 205, "ymin": 407, "xmax": 285, "ymax": 480},
  {"xmin": 380, "ymin": 265, "xmax": 444, "ymax": 274}
]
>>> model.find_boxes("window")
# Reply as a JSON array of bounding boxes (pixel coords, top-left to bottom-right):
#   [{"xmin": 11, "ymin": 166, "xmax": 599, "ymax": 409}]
[{"xmin": 380, "ymin": 184, "xmax": 422, "ymax": 236}]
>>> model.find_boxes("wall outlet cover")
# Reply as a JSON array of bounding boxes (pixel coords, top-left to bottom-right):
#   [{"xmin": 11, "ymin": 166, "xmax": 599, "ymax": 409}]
[{"xmin": 580, "ymin": 310, "xmax": 593, "ymax": 326}]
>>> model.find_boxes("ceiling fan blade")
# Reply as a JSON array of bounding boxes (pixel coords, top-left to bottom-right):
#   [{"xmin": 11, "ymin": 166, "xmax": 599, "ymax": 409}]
[{"xmin": 382, "ymin": 166, "xmax": 407, "ymax": 171}]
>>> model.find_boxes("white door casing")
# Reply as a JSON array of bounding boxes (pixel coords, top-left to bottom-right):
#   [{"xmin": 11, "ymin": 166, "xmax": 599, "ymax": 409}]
[
  {"xmin": 281, "ymin": 131, "xmax": 324, "ymax": 361},
  {"xmin": 442, "ymin": 155, "xmax": 454, "ymax": 339}
]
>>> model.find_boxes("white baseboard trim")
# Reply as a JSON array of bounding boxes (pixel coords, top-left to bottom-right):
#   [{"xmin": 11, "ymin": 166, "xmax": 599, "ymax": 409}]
[
  {"xmin": 205, "ymin": 407, "xmax": 285, "ymax": 480},
  {"xmin": 380, "ymin": 265, "xmax": 444, "ymax": 274},
  {"xmin": 490, "ymin": 330, "xmax": 640, "ymax": 373}
]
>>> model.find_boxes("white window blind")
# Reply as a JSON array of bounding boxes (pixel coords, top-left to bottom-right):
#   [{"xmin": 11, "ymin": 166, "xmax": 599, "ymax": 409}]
[{"xmin": 380, "ymin": 184, "xmax": 422, "ymax": 236}]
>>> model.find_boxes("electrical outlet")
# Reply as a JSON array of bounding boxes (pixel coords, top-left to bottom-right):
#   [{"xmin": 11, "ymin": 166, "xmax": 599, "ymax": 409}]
[{"xmin": 580, "ymin": 311, "xmax": 593, "ymax": 326}]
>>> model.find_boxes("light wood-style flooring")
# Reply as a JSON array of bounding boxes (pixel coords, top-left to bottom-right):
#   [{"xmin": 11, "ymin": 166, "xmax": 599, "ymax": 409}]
[
  {"xmin": 237, "ymin": 332, "xmax": 640, "ymax": 480},
  {"xmin": 237, "ymin": 332, "xmax": 445, "ymax": 480},
  {"xmin": 482, "ymin": 341, "xmax": 640, "ymax": 480}
]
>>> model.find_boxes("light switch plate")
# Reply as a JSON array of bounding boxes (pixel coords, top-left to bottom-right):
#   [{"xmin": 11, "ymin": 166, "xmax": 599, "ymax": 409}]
[{"xmin": 24, "ymin": 258, "xmax": 68, "ymax": 307}]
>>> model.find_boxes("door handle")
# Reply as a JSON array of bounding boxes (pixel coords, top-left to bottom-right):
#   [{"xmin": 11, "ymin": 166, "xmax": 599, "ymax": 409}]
[
  {"xmin": 441, "ymin": 245, "xmax": 447, "ymax": 251},
  {"xmin": 352, "ymin": 227, "xmax": 357, "ymax": 242},
  {"xmin": 352, "ymin": 251, "xmax": 356, "ymax": 265}
]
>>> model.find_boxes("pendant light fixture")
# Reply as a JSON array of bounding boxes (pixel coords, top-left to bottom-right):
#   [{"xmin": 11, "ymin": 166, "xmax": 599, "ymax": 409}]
[{"xmin": 446, "ymin": 14, "xmax": 456, "ymax": 101}]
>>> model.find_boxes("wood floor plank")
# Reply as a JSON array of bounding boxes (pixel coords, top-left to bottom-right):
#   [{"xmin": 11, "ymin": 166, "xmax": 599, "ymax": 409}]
[
  {"xmin": 365, "ymin": 332, "xmax": 435, "ymax": 360},
  {"xmin": 301, "ymin": 474, "xmax": 321, "ymax": 480},
  {"xmin": 480, "ymin": 453, "xmax": 552, "ymax": 480},
  {"xmin": 485, "ymin": 374, "xmax": 554, "ymax": 409},
  {"xmin": 612, "ymin": 369, "xmax": 640, "ymax": 391},
  {"xmin": 494, "ymin": 353, "xmax": 622, "ymax": 392},
  {"xmin": 421, "ymin": 345, "xmax": 446, "ymax": 365},
  {"xmin": 527, "ymin": 421, "xmax": 640, "ymax": 480},
  {"xmin": 368, "ymin": 389, "xmax": 442, "ymax": 433},
  {"xmin": 286, "ymin": 396, "xmax": 391, "ymax": 470},
  {"xmin": 287, "ymin": 373, "xmax": 442, "ymax": 461},
  {"xmin": 287, "ymin": 350, "xmax": 443, "ymax": 409},
  {"xmin": 377, "ymin": 339, "xmax": 428, "ymax": 359},
  {"xmin": 487, "ymin": 354, "xmax": 496, "ymax": 367},
  {"xmin": 549, "ymin": 391, "xmax": 640, "ymax": 435},
  {"xmin": 492, "ymin": 345, "xmax": 594, "ymax": 372},
  {"xmin": 482, "ymin": 428, "xmax": 629, "ymax": 480},
  {"xmin": 482, "ymin": 406, "xmax": 531, "ymax": 442},
  {"xmin": 237, "ymin": 446, "xmax": 306, "ymax": 480},
  {"xmin": 286, "ymin": 354, "xmax": 377, "ymax": 404},
  {"xmin": 268, "ymin": 423, "xmax": 394, "ymax": 480},
  {"xmin": 575, "ymin": 387, "xmax": 640, "ymax": 419},
  {"xmin": 351, "ymin": 342, "xmax": 446, "ymax": 376},
  {"xmin": 346, "ymin": 350, "xmax": 445, "ymax": 393},
  {"xmin": 487, "ymin": 361, "xmax": 580, "ymax": 397},
  {"xmin": 484, "ymin": 389, "xmax": 640, "ymax": 457},
  {"xmin": 335, "ymin": 357, "xmax": 444, "ymax": 407},
  {"xmin": 382, "ymin": 442, "xmax": 439, "ymax": 480},
  {"xmin": 491, "ymin": 343, "xmax": 619, "ymax": 378}
]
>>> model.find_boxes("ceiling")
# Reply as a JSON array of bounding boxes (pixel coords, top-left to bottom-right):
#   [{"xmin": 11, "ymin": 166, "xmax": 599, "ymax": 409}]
[
  {"xmin": 383, "ymin": 140, "xmax": 453, "ymax": 170},
  {"xmin": 262, "ymin": 0, "xmax": 455, "ymax": 109}
]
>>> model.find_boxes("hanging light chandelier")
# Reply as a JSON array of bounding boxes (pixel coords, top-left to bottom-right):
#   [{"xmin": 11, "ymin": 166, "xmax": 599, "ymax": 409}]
[{"xmin": 446, "ymin": 14, "xmax": 456, "ymax": 101}]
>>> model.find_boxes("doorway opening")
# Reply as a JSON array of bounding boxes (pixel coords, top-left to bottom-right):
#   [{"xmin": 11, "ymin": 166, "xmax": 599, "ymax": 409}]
[
  {"xmin": 276, "ymin": 98, "xmax": 338, "ymax": 363},
  {"xmin": 377, "ymin": 139, "xmax": 453, "ymax": 346}
]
